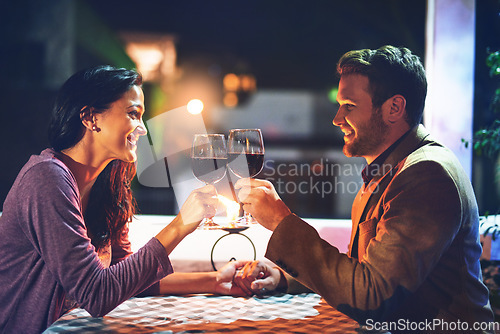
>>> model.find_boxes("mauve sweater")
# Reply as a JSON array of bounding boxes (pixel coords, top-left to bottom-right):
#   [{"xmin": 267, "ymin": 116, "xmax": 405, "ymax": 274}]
[{"xmin": 0, "ymin": 149, "xmax": 173, "ymax": 333}]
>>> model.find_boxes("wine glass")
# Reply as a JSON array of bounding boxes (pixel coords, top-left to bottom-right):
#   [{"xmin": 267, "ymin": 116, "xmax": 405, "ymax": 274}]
[
  {"xmin": 227, "ymin": 129, "xmax": 265, "ymax": 223},
  {"xmin": 191, "ymin": 134, "xmax": 228, "ymax": 229}
]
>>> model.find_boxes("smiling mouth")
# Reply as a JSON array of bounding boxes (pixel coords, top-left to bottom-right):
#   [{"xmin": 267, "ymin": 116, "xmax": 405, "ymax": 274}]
[
  {"xmin": 127, "ymin": 133, "xmax": 138, "ymax": 147},
  {"xmin": 342, "ymin": 128, "xmax": 355, "ymax": 139}
]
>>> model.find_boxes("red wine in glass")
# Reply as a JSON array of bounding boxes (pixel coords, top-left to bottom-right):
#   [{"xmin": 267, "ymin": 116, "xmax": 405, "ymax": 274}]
[
  {"xmin": 227, "ymin": 153, "xmax": 264, "ymax": 178},
  {"xmin": 227, "ymin": 129, "xmax": 265, "ymax": 224},
  {"xmin": 191, "ymin": 134, "xmax": 227, "ymax": 229},
  {"xmin": 192, "ymin": 157, "xmax": 228, "ymax": 184}
]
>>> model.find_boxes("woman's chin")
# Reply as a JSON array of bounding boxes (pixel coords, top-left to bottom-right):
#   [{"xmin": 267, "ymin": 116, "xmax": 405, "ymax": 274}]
[{"xmin": 120, "ymin": 151, "xmax": 137, "ymax": 163}]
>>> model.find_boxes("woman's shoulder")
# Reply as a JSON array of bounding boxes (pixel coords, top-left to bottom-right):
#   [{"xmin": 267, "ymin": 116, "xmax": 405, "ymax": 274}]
[
  {"xmin": 16, "ymin": 148, "xmax": 76, "ymax": 188},
  {"xmin": 3, "ymin": 148, "xmax": 80, "ymax": 218}
]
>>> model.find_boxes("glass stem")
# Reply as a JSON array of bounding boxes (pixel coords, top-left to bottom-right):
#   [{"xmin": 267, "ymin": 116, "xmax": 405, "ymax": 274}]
[{"xmin": 243, "ymin": 212, "xmax": 252, "ymax": 222}]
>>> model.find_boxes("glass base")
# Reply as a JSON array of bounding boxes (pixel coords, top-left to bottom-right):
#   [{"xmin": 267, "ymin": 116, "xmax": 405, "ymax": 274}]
[
  {"xmin": 197, "ymin": 218, "xmax": 221, "ymax": 230},
  {"xmin": 237, "ymin": 212, "xmax": 259, "ymax": 224}
]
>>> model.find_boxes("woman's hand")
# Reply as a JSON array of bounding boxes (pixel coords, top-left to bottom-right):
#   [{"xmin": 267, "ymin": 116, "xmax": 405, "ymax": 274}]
[
  {"xmin": 233, "ymin": 260, "xmax": 287, "ymax": 295},
  {"xmin": 155, "ymin": 184, "xmax": 218, "ymax": 254},
  {"xmin": 175, "ymin": 184, "xmax": 219, "ymax": 234},
  {"xmin": 157, "ymin": 260, "xmax": 286, "ymax": 297},
  {"xmin": 213, "ymin": 260, "xmax": 252, "ymax": 296}
]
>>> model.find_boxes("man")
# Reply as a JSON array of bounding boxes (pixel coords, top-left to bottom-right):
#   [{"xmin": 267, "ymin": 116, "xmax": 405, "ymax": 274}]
[{"xmin": 235, "ymin": 46, "xmax": 494, "ymax": 330}]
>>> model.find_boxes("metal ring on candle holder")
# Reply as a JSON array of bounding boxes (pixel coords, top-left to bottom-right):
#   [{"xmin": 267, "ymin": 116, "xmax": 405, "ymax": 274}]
[{"xmin": 210, "ymin": 227, "xmax": 256, "ymax": 271}]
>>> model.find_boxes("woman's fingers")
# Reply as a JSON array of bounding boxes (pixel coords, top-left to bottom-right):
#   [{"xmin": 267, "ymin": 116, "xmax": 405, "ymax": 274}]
[
  {"xmin": 233, "ymin": 261, "xmax": 278, "ymax": 295},
  {"xmin": 178, "ymin": 185, "xmax": 219, "ymax": 227}
]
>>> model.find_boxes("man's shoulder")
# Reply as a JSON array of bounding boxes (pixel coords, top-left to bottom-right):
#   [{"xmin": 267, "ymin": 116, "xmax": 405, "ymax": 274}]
[
  {"xmin": 407, "ymin": 138, "xmax": 460, "ymax": 167},
  {"xmin": 399, "ymin": 138, "xmax": 471, "ymax": 190}
]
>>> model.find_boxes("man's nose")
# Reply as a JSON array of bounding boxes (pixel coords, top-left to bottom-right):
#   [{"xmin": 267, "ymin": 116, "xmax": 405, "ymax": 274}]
[{"xmin": 332, "ymin": 108, "xmax": 344, "ymax": 127}]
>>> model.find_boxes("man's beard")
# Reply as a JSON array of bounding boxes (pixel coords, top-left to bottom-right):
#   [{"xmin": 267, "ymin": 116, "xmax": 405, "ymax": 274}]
[{"xmin": 343, "ymin": 109, "xmax": 389, "ymax": 158}]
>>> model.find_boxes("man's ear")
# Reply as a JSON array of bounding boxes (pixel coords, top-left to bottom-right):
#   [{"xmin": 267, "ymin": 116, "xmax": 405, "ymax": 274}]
[{"xmin": 387, "ymin": 95, "xmax": 406, "ymax": 124}]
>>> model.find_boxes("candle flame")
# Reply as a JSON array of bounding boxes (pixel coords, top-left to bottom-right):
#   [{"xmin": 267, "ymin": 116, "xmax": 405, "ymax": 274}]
[{"xmin": 218, "ymin": 195, "xmax": 240, "ymax": 223}]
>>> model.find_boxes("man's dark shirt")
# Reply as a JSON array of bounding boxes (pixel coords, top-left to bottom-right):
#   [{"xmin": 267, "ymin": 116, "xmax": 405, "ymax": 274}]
[{"xmin": 361, "ymin": 130, "xmax": 411, "ymax": 186}]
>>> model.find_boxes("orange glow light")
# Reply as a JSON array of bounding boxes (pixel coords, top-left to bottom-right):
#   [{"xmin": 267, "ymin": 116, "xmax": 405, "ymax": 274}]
[
  {"xmin": 223, "ymin": 73, "xmax": 240, "ymax": 92},
  {"xmin": 218, "ymin": 195, "xmax": 240, "ymax": 222},
  {"xmin": 187, "ymin": 99, "xmax": 204, "ymax": 115},
  {"xmin": 240, "ymin": 75, "xmax": 256, "ymax": 91},
  {"xmin": 223, "ymin": 92, "xmax": 239, "ymax": 108}
]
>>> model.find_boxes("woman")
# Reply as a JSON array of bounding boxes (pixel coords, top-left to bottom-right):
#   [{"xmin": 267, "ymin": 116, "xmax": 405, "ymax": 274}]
[{"xmin": 0, "ymin": 66, "xmax": 283, "ymax": 333}]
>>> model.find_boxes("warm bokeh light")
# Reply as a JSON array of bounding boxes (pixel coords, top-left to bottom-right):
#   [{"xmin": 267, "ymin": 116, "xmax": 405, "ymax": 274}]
[
  {"xmin": 126, "ymin": 43, "xmax": 164, "ymax": 81},
  {"xmin": 122, "ymin": 34, "xmax": 177, "ymax": 86},
  {"xmin": 223, "ymin": 92, "xmax": 239, "ymax": 108},
  {"xmin": 187, "ymin": 99, "xmax": 204, "ymax": 114},
  {"xmin": 218, "ymin": 195, "xmax": 240, "ymax": 222},
  {"xmin": 223, "ymin": 73, "xmax": 240, "ymax": 91},
  {"xmin": 240, "ymin": 75, "xmax": 257, "ymax": 91}
]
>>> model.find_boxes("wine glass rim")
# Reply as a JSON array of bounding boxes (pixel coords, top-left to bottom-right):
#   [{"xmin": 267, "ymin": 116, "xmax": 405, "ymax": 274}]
[
  {"xmin": 229, "ymin": 128, "xmax": 262, "ymax": 132},
  {"xmin": 194, "ymin": 133, "xmax": 226, "ymax": 138}
]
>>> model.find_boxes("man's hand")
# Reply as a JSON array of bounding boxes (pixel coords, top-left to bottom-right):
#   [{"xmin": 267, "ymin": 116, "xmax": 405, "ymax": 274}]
[
  {"xmin": 214, "ymin": 260, "xmax": 252, "ymax": 296},
  {"xmin": 233, "ymin": 260, "xmax": 287, "ymax": 295},
  {"xmin": 234, "ymin": 178, "xmax": 291, "ymax": 231}
]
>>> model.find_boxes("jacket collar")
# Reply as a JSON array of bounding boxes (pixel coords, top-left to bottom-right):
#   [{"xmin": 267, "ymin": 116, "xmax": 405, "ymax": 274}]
[
  {"xmin": 367, "ymin": 124, "xmax": 430, "ymax": 184},
  {"xmin": 348, "ymin": 125, "xmax": 431, "ymax": 257}
]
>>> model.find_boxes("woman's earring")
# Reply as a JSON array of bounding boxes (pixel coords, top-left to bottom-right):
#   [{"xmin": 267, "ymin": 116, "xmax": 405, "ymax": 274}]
[{"xmin": 92, "ymin": 125, "xmax": 101, "ymax": 132}]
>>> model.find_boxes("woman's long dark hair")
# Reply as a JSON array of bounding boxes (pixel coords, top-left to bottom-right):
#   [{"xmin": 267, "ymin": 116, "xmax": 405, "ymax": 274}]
[{"xmin": 48, "ymin": 65, "xmax": 142, "ymax": 249}]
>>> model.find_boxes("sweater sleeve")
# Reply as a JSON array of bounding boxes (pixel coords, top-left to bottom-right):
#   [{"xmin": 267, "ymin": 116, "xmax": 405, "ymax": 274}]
[
  {"xmin": 111, "ymin": 225, "xmax": 134, "ymax": 266},
  {"xmin": 111, "ymin": 225, "xmax": 162, "ymax": 297},
  {"xmin": 17, "ymin": 160, "xmax": 173, "ymax": 317}
]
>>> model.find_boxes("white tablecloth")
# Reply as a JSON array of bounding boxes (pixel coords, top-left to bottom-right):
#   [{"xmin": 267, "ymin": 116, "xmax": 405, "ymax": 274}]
[
  {"xmin": 44, "ymin": 293, "xmax": 364, "ymax": 333},
  {"xmin": 128, "ymin": 215, "xmax": 352, "ymax": 272}
]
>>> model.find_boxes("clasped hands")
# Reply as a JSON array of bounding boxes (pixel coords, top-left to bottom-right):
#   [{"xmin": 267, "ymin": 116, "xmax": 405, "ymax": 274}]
[
  {"xmin": 177, "ymin": 179, "xmax": 291, "ymax": 296},
  {"xmin": 213, "ymin": 179, "xmax": 290, "ymax": 296},
  {"xmin": 215, "ymin": 260, "xmax": 286, "ymax": 297}
]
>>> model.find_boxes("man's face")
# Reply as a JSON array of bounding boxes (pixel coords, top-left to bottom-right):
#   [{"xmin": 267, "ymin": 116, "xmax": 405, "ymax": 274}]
[{"xmin": 334, "ymin": 74, "xmax": 388, "ymax": 162}]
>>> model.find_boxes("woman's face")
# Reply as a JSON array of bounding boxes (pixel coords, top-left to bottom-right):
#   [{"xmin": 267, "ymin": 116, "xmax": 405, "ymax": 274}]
[{"xmin": 93, "ymin": 85, "xmax": 147, "ymax": 163}]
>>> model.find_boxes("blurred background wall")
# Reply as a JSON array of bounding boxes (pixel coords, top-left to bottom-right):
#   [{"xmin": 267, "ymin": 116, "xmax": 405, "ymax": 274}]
[{"xmin": 0, "ymin": 0, "xmax": 498, "ymax": 218}]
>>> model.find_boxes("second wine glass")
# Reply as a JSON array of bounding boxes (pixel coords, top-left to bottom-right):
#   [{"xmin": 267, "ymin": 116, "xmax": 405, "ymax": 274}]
[
  {"xmin": 227, "ymin": 129, "xmax": 265, "ymax": 223},
  {"xmin": 191, "ymin": 134, "xmax": 228, "ymax": 229}
]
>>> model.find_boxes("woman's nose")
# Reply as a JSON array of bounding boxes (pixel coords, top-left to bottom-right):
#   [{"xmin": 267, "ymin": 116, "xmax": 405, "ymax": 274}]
[{"xmin": 137, "ymin": 119, "xmax": 147, "ymax": 136}]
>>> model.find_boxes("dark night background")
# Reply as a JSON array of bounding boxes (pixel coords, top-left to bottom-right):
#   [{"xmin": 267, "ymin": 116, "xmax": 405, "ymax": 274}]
[
  {"xmin": 0, "ymin": 0, "xmax": 499, "ymax": 216},
  {"xmin": 83, "ymin": 0, "xmax": 426, "ymax": 90}
]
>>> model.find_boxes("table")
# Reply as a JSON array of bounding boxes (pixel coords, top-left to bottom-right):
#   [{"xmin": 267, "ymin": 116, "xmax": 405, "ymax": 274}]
[
  {"xmin": 128, "ymin": 215, "xmax": 352, "ymax": 269},
  {"xmin": 128, "ymin": 215, "xmax": 352, "ymax": 273},
  {"xmin": 43, "ymin": 293, "xmax": 364, "ymax": 333}
]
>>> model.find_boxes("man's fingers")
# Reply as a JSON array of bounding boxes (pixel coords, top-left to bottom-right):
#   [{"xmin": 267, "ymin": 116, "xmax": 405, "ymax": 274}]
[
  {"xmin": 234, "ymin": 178, "xmax": 272, "ymax": 190},
  {"xmin": 251, "ymin": 277, "xmax": 274, "ymax": 292},
  {"xmin": 226, "ymin": 260, "xmax": 250, "ymax": 271},
  {"xmin": 236, "ymin": 186, "xmax": 252, "ymax": 202},
  {"xmin": 198, "ymin": 184, "xmax": 217, "ymax": 193},
  {"xmin": 237, "ymin": 186, "xmax": 268, "ymax": 203}
]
